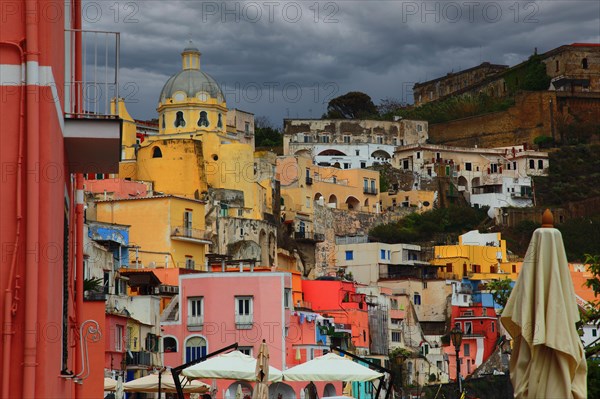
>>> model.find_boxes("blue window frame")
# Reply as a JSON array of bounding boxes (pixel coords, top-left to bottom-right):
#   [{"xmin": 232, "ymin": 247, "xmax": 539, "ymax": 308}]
[
  {"xmin": 345, "ymin": 251, "xmax": 354, "ymax": 260},
  {"xmin": 380, "ymin": 249, "xmax": 386, "ymax": 260}
]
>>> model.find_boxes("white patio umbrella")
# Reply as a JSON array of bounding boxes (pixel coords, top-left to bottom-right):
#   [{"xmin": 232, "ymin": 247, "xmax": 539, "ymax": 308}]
[
  {"xmin": 501, "ymin": 210, "xmax": 587, "ymax": 398},
  {"xmin": 253, "ymin": 340, "xmax": 270, "ymax": 399},
  {"xmin": 182, "ymin": 350, "xmax": 283, "ymax": 382},
  {"xmin": 104, "ymin": 377, "xmax": 117, "ymax": 391},
  {"xmin": 123, "ymin": 370, "xmax": 210, "ymax": 393},
  {"xmin": 283, "ymin": 353, "xmax": 383, "ymax": 381}
]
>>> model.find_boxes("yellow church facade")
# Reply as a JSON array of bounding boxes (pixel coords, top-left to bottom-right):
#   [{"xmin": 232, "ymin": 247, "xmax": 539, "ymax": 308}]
[{"xmin": 108, "ymin": 43, "xmax": 277, "ymax": 268}]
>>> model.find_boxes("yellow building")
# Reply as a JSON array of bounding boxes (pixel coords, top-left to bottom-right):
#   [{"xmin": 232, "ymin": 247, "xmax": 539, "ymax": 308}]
[
  {"xmin": 278, "ymin": 153, "xmax": 381, "ymax": 215},
  {"xmin": 433, "ymin": 230, "xmax": 521, "ymax": 280},
  {"xmin": 95, "ymin": 195, "xmax": 210, "ymax": 270},
  {"xmin": 117, "ymin": 42, "xmax": 275, "ymax": 217},
  {"xmin": 380, "ymin": 190, "xmax": 435, "ymax": 213},
  {"xmin": 112, "ymin": 42, "xmax": 278, "ymax": 265}
]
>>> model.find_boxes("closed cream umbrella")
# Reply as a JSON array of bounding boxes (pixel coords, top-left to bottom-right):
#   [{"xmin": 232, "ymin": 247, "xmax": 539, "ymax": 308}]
[
  {"xmin": 501, "ymin": 210, "xmax": 587, "ymax": 399},
  {"xmin": 253, "ymin": 340, "xmax": 270, "ymax": 399}
]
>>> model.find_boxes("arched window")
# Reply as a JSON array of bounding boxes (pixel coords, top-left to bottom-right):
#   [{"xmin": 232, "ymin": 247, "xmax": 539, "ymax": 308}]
[
  {"xmin": 174, "ymin": 111, "xmax": 186, "ymax": 127},
  {"xmin": 582, "ymin": 58, "xmax": 588, "ymax": 70},
  {"xmin": 185, "ymin": 336, "xmax": 207, "ymax": 362},
  {"xmin": 152, "ymin": 147, "xmax": 163, "ymax": 158},
  {"xmin": 217, "ymin": 113, "xmax": 223, "ymax": 128},
  {"xmin": 198, "ymin": 111, "xmax": 209, "ymax": 127},
  {"xmin": 163, "ymin": 336, "xmax": 177, "ymax": 353}
]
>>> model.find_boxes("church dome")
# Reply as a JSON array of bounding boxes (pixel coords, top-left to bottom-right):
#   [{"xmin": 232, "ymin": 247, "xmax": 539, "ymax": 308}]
[
  {"xmin": 159, "ymin": 70, "xmax": 224, "ymax": 102},
  {"xmin": 159, "ymin": 42, "xmax": 225, "ymax": 103}
]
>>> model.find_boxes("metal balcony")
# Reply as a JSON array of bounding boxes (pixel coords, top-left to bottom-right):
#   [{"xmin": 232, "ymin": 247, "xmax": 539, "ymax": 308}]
[
  {"xmin": 294, "ymin": 231, "xmax": 325, "ymax": 242},
  {"xmin": 305, "ymin": 176, "xmax": 313, "ymax": 185},
  {"xmin": 171, "ymin": 226, "xmax": 212, "ymax": 243},
  {"xmin": 363, "ymin": 187, "xmax": 378, "ymax": 195},
  {"xmin": 126, "ymin": 351, "xmax": 152, "ymax": 367},
  {"xmin": 64, "ymin": 29, "xmax": 122, "ymax": 173}
]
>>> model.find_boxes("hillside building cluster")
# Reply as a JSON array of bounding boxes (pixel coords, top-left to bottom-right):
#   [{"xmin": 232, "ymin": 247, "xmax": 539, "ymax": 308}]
[{"xmin": 0, "ymin": 3, "xmax": 597, "ymax": 397}]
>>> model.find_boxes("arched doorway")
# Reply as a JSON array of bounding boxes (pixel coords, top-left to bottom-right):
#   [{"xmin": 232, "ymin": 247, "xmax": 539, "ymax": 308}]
[
  {"xmin": 328, "ymin": 194, "xmax": 337, "ymax": 208},
  {"xmin": 458, "ymin": 176, "xmax": 468, "ymax": 191},
  {"xmin": 471, "ymin": 177, "xmax": 480, "ymax": 194},
  {"xmin": 259, "ymin": 229, "xmax": 268, "ymax": 266},
  {"xmin": 323, "ymin": 383, "xmax": 337, "ymax": 397},
  {"xmin": 371, "ymin": 149, "xmax": 391, "ymax": 162},
  {"xmin": 226, "ymin": 382, "xmax": 253, "ymax": 399},
  {"xmin": 268, "ymin": 232, "xmax": 276, "ymax": 266},
  {"xmin": 184, "ymin": 336, "xmax": 207, "ymax": 363},
  {"xmin": 345, "ymin": 196, "xmax": 360, "ymax": 210},
  {"xmin": 303, "ymin": 382, "xmax": 318, "ymax": 399},
  {"xmin": 269, "ymin": 382, "xmax": 296, "ymax": 399},
  {"xmin": 318, "ymin": 149, "xmax": 347, "ymax": 156}
]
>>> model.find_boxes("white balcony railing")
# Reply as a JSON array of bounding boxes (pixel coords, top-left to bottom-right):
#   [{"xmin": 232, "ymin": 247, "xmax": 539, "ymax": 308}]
[
  {"xmin": 235, "ymin": 314, "xmax": 253, "ymax": 329},
  {"xmin": 187, "ymin": 315, "xmax": 204, "ymax": 327}
]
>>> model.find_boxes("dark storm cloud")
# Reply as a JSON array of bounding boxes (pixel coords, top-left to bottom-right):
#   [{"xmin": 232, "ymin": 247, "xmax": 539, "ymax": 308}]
[{"xmin": 82, "ymin": 0, "xmax": 600, "ymax": 124}]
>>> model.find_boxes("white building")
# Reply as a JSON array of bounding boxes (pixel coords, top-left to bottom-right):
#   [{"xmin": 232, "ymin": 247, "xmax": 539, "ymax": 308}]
[
  {"xmin": 283, "ymin": 119, "xmax": 428, "ymax": 169},
  {"xmin": 393, "ymin": 143, "xmax": 548, "ymax": 211}
]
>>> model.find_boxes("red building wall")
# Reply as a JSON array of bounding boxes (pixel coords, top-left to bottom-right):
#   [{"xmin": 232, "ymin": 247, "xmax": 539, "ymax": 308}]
[
  {"xmin": 0, "ymin": 1, "xmax": 100, "ymax": 397},
  {"xmin": 302, "ymin": 280, "xmax": 370, "ymax": 350},
  {"xmin": 446, "ymin": 305, "xmax": 500, "ymax": 378}
]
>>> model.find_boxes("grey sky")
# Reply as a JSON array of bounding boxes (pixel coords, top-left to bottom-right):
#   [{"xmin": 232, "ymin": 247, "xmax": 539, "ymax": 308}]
[{"xmin": 82, "ymin": 0, "xmax": 600, "ymax": 126}]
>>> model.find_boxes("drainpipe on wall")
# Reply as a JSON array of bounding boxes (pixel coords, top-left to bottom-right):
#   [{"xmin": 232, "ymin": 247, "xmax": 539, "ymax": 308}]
[
  {"xmin": 22, "ymin": 0, "xmax": 41, "ymax": 395},
  {"xmin": 75, "ymin": 173, "xmax": 85, "ymax": 397},
  {"xmin": 1, "ymin": 39, "xmax": 25, "ymax": 399}
]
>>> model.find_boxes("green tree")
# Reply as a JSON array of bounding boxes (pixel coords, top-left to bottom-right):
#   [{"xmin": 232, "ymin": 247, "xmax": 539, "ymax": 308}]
[
  {"xmin": 377, "ymin": 97, "xmax": 407, "ymax": 118},
  {"xmin": 486, "ymin": 279, "xmax": 513, "ymax": 312},
  {"xmin": 588, "ymin": 359, "xmax": 600, "ymax": 398},
  {"xmin": 254, "ymin": 116, "xmax": 283, "ymax": 148},
  {"xmin": 580, "ymin": 254, "xmax": 600, "ymax": 359},
  {"xmin": 325, "ymin": 91, "xmax": 378, "ymax": 119},
  {"xmin": 369, "ymin": 205, "xmax": 488, "ymax": 244}
]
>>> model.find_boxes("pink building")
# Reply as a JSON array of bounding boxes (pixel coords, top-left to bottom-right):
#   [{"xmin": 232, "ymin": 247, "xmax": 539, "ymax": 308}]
[
  {"xmin": 162, "ymin": 271, "xmax": 341, "ymax": 398},
  {"xmin": 0, "ymin": 1, "xmax": 121, "ymax": 397}
]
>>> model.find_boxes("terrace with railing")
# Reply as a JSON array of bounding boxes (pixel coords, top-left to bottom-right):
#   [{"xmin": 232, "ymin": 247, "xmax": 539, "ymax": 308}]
[{"xmin": 65, "ymin": 29, "xmax": 120, "ymax": 119}]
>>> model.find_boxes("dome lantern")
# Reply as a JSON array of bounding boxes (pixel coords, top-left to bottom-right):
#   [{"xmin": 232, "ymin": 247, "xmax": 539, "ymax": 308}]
[{"xmin": 182, "ymin": 40, "xmax": 201, "ymax": 71}]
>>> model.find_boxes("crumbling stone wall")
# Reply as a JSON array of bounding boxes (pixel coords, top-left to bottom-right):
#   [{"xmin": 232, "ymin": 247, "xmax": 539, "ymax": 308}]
[
  {"xmin": 312, "ymin": 205, "xmax": 415, "ymax": 277},
  {"xmin": 428, "ymin": 91, "xmax": 600, "ymax": 148}
]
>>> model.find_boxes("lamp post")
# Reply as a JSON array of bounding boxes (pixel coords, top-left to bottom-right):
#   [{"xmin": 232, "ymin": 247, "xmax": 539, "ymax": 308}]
[
  {"xmin": 450, "ymin": 323, "xmax": 464, "ymax": 396},
  {"xmin": 393, "ymin": 349, "xmax": 407, "ymax": 397}
]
